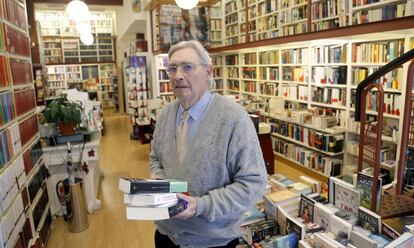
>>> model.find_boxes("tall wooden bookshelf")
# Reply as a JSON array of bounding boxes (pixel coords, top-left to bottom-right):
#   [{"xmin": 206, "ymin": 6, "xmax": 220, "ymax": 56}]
[
  {"xmin": 212, "ymin": 30, "xmax": 414, "ymax": 183},
  {"xmin": 214, "ymin": 0, "xmax": 414, "ymax": 46},
  {"xmin": 0, "ymin": 0, "xmax": 50, "ymax": 247}
]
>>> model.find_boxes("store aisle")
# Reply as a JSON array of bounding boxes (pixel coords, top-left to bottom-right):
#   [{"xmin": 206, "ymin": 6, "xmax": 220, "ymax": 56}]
[{"xmin": 46, "ymin": 113, "xmax": 155, "ymax": 248}]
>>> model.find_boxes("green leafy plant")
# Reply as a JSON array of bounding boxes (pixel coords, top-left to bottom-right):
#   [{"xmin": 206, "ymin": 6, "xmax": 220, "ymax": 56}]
[{"xmin": 43, "ymin": 96, "xmax": 82, "ymax": 127}]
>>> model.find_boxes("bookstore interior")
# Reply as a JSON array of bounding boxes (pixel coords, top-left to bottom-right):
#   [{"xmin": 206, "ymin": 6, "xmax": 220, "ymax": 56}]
[{"xmin": 3, "ymin": 0, "xmax": 414, "ymax": 247}]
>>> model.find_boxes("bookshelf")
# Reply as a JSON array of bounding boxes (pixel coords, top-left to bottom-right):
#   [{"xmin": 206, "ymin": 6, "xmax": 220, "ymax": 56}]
[
  {"xmin": 210, "ymin": 2, "xmax": 224, "ymax": 48},
  {"xmin": 0, "ymin": 0, "xmax": 50, "ymax": 247},
  {"xmin": 126, "ymin": 53, "xmax": 151, "ymax": 126},
  {"xmin": 99, "ymin": 63, "xmax": 116, "ymax": 108},
  {"xmin": 212, "ymin": 54, "xmax": 224, "ymax": 93},
  {"xmin": 205, "ymin": 0, "xmax": 414, "ymax": 47},
  {"xmin": 154, "ymin": 54, "xmax": 173, "ymax": 99},
  {"xmin": 45, "ymin": 65, "xmax": 66, "ymax": 98},
  {"xmin": 212, "ymin": 30, "xmax": 414, "ymax": 182},
  {"xmin": 44, "ymin": 63, "xmax": 117, "ymax": 107},
  {"xmin": 35, "ymin": 10, "xmax": 116, "ymax": 65}
]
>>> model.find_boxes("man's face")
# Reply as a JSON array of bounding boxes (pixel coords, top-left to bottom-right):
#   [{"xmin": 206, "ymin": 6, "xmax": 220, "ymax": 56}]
[{"xmin": 168, "ymin": 48, "xmax": 211, "ymax": 106}]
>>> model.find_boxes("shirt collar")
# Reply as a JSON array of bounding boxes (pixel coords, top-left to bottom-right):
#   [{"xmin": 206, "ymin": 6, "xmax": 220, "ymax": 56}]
[{"xmin": 178, "ymin": 91, "xmax": 213, "ymax": 121}]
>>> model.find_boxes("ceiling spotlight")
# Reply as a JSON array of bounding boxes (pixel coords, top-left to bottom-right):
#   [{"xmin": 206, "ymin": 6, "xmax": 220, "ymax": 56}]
[
  {"xmin": 175, "ymin": 0, "xmax": 199, "ymax": 9},
  {"xmin": 66, "ymin": 0, "xmax": 90, "ymax": 21}
]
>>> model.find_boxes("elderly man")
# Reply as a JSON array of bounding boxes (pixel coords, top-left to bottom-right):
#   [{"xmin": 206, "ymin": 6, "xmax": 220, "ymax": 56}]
[{"xmin": 150, "ymin": 40, "xmax": 267, "ymax": 248}]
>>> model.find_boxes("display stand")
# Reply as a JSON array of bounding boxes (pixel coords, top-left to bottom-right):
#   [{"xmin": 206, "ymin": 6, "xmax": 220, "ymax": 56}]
[{"xmin": 42, "ymin": 137, "xmax": 103, "ymax": 215}]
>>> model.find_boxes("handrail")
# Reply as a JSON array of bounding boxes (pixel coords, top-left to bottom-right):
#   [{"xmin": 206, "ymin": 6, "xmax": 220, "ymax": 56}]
[{"xmin": 355, "ymin": 48, "xmax": 414, "ymax": 121}]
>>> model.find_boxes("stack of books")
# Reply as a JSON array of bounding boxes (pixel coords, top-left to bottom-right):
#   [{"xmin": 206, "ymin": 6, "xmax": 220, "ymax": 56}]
[{"xmin": 118, "ymin": 177, "xmax": 188, "ymax": 220}]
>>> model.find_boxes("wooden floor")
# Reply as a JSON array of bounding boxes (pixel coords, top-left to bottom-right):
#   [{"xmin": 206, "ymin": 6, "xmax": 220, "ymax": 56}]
[{"xmin": 46, "ymin": 111, "xmax": 155, "ymax": 248}]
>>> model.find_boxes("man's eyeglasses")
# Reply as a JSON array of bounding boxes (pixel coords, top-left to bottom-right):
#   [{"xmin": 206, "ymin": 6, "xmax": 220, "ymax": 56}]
[{"xmin": 166, "ymin": 63, "xmax": 205, "ymax": 76}]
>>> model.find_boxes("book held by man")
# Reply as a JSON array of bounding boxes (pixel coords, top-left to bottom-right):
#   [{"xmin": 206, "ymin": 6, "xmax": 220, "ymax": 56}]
[
  {"xmin": 126, "ymin": 199, "xmax": 188, "ymax": 220},
  {"xmin": 119, "ymin": 177, "xmax": 188, "ymax": 194},
  {"xmin": 123, "ymin": 193, "xmax": 177, "ymax": 206}
]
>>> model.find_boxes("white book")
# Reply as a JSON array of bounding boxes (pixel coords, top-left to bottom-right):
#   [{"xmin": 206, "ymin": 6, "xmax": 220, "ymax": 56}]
[
  {"xmin": 126, "ymin": 199, "xmax": 187, "ymax": 220},
  {"xmin": 124, "ymin": 193, "xmax": 177, "ymax": 206}
]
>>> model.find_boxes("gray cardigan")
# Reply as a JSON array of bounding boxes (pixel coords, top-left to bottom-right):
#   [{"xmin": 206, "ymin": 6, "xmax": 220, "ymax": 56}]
[{"xmin": 149, "ymin": 93, "xmax": 267, "ymax": 247}]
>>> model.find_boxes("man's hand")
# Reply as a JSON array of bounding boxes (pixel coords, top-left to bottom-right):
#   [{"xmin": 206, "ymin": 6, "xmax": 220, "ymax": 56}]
[{"xmin": 173, "ymin": 193, "xmax": 197, "ymax": 220}]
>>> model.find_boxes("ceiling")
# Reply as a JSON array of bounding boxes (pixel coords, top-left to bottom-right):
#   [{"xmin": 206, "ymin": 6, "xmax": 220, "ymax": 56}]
[{"xmin": 33, "ymin": 0, "xmax": 123, "ymax": 5}]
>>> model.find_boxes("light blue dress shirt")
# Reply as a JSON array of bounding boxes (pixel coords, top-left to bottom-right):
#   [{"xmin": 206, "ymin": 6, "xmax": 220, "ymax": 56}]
[{"xmin": 176, "ymin": 91, "xmax": 213, "ymax": 144}]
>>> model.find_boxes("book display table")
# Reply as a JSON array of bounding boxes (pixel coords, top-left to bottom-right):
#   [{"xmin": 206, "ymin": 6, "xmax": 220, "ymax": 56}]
[{"xmin": 42, "ymin": 137, "xmax": 103, "ymax": 215}]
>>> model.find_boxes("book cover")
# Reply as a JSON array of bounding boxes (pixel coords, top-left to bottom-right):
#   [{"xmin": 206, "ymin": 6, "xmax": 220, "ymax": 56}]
[
  {"xmin": 277, "ymin": 205, "xmax": 288, "ymax": 235},
  {"xmin": 272, "ymin": 233, "xmax": 298, "ymax": 248},
  {"xmin": 331, "ymin": 177, "xmax": 360, "ymax": 215},
  {"xmin": 123, "ymin": 193, "xmax": 177, "ymax": 206},
  {"xmin": 330, "ymin": 215, "xmax": 352, "ymax": 239},
  {"xmin": 126, "ymin": 199, "xmax": 187, "ymax": 220},
  {"xmin": 384, "ymin": 232, "xmax": 414, "ymax": 248},
  {"xmin": 299, "ymin": 194, "xmax": 315, "ymax": 223},
  {"xmin": 349, "ymin": 230, "xmax": 376, "ymax": 248},
  {"xmin": 356, "ymin": 172, "xmax": 382, "ymax": 211},
  {"xmin": 314, "ymin": 202, "xmax": 335, "ymax": 231},
  {"xmin": 358, "ymin": 206, "xmax": 382, "ymax": 233},
  {"xmin": 286, "ymin": 216, "xmax": 305, "ymax": 241},
  {"xmin": 119, "ymin": 177, "xmax": 187, "ymax": 194}
]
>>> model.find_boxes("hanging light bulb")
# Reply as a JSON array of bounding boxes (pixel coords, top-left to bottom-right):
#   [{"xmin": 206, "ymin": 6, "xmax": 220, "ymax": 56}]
[
  {"xmin": 76, "ymin": 20, "xmax": 91, "ymax": 35},
  {"xmin": 175, "ymin": 0, "xmax": 199, "ymax": 9},
  {"xmin": 66, "ymin": 0, "xmax": 90, "ymax": 21},
  {"xmin": 80, "ymin": 32, "xmax": 94, "ymax": 45}
]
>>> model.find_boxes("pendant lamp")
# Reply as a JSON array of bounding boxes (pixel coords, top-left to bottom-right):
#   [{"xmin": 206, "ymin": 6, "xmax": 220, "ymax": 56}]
[{"xmin": 175, "ymin": 0, "xmax": 199, "ymax": 9}]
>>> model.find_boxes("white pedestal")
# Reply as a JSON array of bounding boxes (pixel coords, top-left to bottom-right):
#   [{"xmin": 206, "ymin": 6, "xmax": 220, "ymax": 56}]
[{"xmin": 42, "ymin": 139, "xmax": 103, "ymax": 216}]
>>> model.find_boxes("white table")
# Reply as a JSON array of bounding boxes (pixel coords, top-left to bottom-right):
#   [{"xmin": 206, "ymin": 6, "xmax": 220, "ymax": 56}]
[{"xmin": 42, "ymin": 139, "xmax": 103, "ymax": 216}]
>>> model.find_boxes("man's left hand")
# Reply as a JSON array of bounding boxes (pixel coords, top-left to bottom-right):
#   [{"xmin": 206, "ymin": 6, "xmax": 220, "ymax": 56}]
[{"xmin": 174, "ymin": 193, "xmax": 197, "ymax": 220}]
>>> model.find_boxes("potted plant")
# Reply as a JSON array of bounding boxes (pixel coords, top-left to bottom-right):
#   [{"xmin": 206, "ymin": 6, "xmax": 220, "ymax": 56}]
[{"xmin": 43, "ymin": 97, "xmax": 82, "ymax": 135}]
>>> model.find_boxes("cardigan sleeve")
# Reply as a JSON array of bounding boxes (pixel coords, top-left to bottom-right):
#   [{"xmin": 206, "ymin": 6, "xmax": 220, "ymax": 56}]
[
  {"xmin": 149, "ymin": 111, "xmax": 166, "ymax": 179},
  {"xmin": 195, "ymin": 113, "xmax": 267, "ymax": 222}
]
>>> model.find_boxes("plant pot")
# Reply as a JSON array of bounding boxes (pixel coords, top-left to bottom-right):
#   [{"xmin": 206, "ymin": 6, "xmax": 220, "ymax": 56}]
[{"xmin": 59, "ymin": 123, "xmax": 76, "ymax": 135}]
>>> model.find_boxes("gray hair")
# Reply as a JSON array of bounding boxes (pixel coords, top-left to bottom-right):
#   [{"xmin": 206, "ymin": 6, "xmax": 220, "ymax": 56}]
[{"xmin": 168, "ymin": 40, "xmax": 213, "ymax": 88}]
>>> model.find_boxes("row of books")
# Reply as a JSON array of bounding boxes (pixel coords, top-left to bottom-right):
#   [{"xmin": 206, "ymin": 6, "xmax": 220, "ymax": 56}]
[
  {"xmin": 18, "ymin": 115, "xmax": 38, "ymax": 147},
  {"xmin": 312, "ymin": 87, "xmax": 347, "ymax": 106},
  {"xmin": 10, "ymin": 59, "xmax": 33, "ymax": 86},
  {"xmin": 1, "ymin": 0, "xmax": 27, "ymax": 30},
  {"xmin": 281, "ymin": 48, "xmax": 309, "ymax": 64},
  {"xmin": 3, "ymin": 25, "xmax": 30, "ymax": 57},
  {"xmin": 346, "ymin": 140, "xmax": 396, "ymax": 162},
  {"xmin": 312, "ymin": 66, "xmax": 347, "ymax": 85},
  {"xmin": 22, "ymin": 140, "xmax": 42, "ymax": 179},
  {"xmin": 311, "ymin": 0, "xmax": 348, "ymax": 22},
  {"xmin": 226, "ymin": 67, "xmax": 238, "ymax": 78},
  {"xmin": 312, "ymin": 44, "xmax": 347, "ymax": 64},
  {"xmin": 282, "ymin": 66, "xmax": 306, "ymax": 82},
  {"xmin": 0, "ymin": 56, "xmax": 10, "ymax": 88},
  {"xmin": 281, "ymin": 85, "xmax": 307, "ymax": 100},
  {"xmin": 352, "ymin": 3, "xmax": 408, "ymax": 25},
  {"xmin": 273, "ymin": 138, "xmax": 343, "ymax": 176},
  {"xmin": 312, "ymin": 17, "xmax": 348, "ymax": 31},
  {"xmin": 27, "ymin": 165, "xmax": 48, "ymax": 205},
  {"xmin": 350, "ymin": 91, "xmax": 401, "ymax": 116},
  {"xmin": 0, "ymin": 122, "xmax": 21, "ymax": 168},
  {"xmin": 352, "ymin": 66, "xmax": 403, "ymax": 90},
  {"xmin": 0, "ymin": 91, "xmax": 14, "ymax": 126},
  {"xmin": 271, "ymin": 120, "xmax": 345, "ymax": 153},
  {"xmin": 14, "ymin": 89, "xmax": 36, "ymax": 117},
  {"xmin": 0, "ymin": 155, "xmax": 25, "ymax": 217},
  {"xmin": 351, "ymin": 40, "xmax": 404, "ymax": 63},
  {"xmin": 0, "ymin": 192, "xmax": 25, "ymax": 248}
]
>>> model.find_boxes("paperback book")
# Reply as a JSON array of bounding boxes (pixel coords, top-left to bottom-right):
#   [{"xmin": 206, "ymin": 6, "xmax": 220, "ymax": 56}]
[
  {"xmin": 119, "ymin": 177, "xmax": 188, "ymax": 194},
  {"xmin": 126, "ymin": 199, "xmax": 187, "ymax": 220}
]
